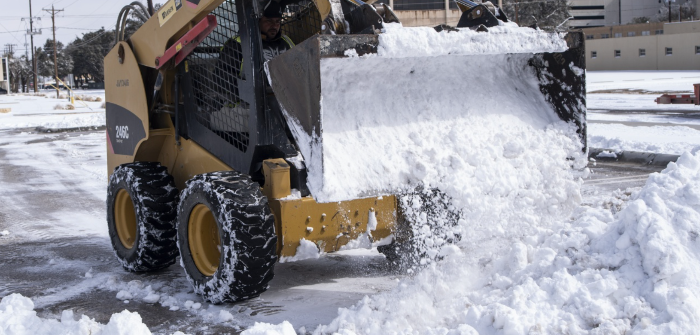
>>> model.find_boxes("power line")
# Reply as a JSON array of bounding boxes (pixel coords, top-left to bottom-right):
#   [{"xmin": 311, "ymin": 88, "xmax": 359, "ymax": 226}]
[
  {"xmin": 55, "ymin": 27, "xmax": 104, "ymax": 30},
  {"xmin": 63, "ymin": 29, "xmax": 113, "ymax": 50},
  {"xmin": 0, "ymin": 21, "xmax": 23, "ymax": 44},
  {"xmin": 63, "ymin": 0, "xmax": 82, "ymax": 8}
]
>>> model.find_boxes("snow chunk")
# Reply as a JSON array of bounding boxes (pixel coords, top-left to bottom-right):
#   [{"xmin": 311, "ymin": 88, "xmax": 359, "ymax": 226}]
[
  {"xmin": 279, "ymin": 238, "xmax": 321, "ymax": 263},
  {"xmin": 115, "ymin": 291, "xmax": 132, "ymax": 301},
  {"xmin": 596, "ymin": 150, "xmax": 619, "ymax": 159},
  {"xmin": 242, "ymin": 321, "xmax": 296, "ymax": 335},
  {"xmin": 142, "ymin": 293, "xmax": 160, "ymax": 304},
  {"xmin": 102, "ymin": 310, "xmax": 151, "ymax": 335},
  {"xmin": 218, "ymin": 310, "xmax": 234, "ymax": 322}
]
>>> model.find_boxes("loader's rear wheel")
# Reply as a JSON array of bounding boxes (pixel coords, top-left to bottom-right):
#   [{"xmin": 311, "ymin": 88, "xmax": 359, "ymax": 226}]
[
  {"xmin": 177, "ymin": 171, "xmax": 277, "ymax": 304},
  {"xmin": 107, "ymin": 162, "xmax": 179, "ymax": 271}
]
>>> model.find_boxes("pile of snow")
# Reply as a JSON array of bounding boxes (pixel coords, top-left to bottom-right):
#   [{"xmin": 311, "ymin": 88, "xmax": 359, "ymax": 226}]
[
  {"xmin": 313, "ymin": 151, "xmax": 700, "ymax": 335},
  {"xmin": 0, "ymin": 293, "xmax": 153, "ymax": 335},
  {"xmin": 377, "ymin": 22, "xmax": 567, "ymax": 57},
  {"xmin": 288, "ymin": 22, "xmax": 575, "ymax": 203}
]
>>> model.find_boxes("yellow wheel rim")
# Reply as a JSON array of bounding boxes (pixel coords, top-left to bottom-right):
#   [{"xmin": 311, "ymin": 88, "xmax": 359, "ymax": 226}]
[
  {"xmin": 188, "ymin": 204, "xmax": 221, "ymax": 277},
  {"xmin": 114, "ymin": 189, "xmax": 137, "ymax": 249}
]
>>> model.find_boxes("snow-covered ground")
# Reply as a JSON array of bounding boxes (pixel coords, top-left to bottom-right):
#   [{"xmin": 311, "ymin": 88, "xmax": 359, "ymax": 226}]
[
  {"xmin": 0, "ymin": 90, "xmax": 106, "ymax": 131},
  {"xmin": 586, "ymin": 71, "xmax": 700, "ymax": 155},
  {"xmin": 2, "ymin": 28, "xmax": 700, "ymax": 335}
]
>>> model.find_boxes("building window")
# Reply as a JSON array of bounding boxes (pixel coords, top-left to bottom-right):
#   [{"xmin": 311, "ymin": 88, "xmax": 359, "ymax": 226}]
[
  {"xmin": 666, "ymin": 47, "xmax": 673, "ymax": 56},
  {"xmin": 601, "ymin": 33, "xmax": 609, "ymax": 39},
  {"xmin": 627, "ymin": 31, "xmax": 636, "ymax": 37},
  {"xmin": 586, "ymin": 35, "xmax": 594, "ymax": 40},
  {"xmin": 615, "ymin": 50, "xmax": 621, "ymax": 58},
  {"xmin": 639, "ymin": 49, "xmax": 646, "ymax": 57},
  {"xmin": 696, "ymin": 46, "xmax": 700, "ymax": 54},
  {"xmin": 614, "ymin": 32, "xmax": 622, "ymax": 38},
  {"xmin": 642, "ymin": 31, "xmax": 650, "ymax": 36},
  {"xmin": 656, "ymin": 29, "xmax": 664, "ymax": 35},
  {"xmin": 591, "ymin": 51, "xmax": 597, "ymax": 59}
]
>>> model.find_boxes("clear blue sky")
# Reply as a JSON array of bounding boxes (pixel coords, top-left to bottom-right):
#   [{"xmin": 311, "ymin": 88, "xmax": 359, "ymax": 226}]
[{"xmin": 1, "ymin": 0, "xmax": 155, "ymax": 57}]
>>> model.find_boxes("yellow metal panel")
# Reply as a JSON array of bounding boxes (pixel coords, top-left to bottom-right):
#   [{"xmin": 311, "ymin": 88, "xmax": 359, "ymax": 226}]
[
  {"xmin": 313, "ymin": 0, "xmax": 331, "ymax": 20},
  {"xmin": 262, "ymin": 159, "xmax": 292, "ymax": 199},
  {"xmin": 105, "ymin": 42, "xmax": 149, "ymax": 176},
  {"xmin": 269, "ymin": 195, "xmax": 397, "ymax": 257}
]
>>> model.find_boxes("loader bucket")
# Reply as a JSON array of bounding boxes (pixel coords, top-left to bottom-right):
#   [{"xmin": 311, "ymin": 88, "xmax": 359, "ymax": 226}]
[{"xmin": 267, "ymin": 26, "xmax": 586, "ymax": 203}]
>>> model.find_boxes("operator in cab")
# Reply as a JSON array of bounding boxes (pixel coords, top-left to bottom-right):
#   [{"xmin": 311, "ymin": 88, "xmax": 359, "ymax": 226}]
[
  {"xmin": 258, "ymin": 1, "xmax": 295, "ymax": 62},
  {"xmin": 215, "ymin": 0, "xmax": 294, "ymax": 92}
]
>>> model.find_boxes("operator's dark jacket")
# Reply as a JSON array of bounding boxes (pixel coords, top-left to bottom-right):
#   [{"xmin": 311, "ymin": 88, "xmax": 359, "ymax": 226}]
[{"xmin": 214, "ymin": 31, "xmax": 295, "ymax": 97}]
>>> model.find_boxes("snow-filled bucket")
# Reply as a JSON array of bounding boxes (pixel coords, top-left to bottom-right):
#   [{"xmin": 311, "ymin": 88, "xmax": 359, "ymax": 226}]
[{"xmin": 267, "ymin": 25, "xmax": 586, "ymax": 203}]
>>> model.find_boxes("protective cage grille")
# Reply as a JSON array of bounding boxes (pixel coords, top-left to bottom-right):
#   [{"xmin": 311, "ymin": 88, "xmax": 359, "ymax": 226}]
[
  {"xmin": 281, "ymin": 0, "xmax": 323, "ymax": 44},
  {"xmin": 188, "ymin": 0, "xmax": 250, "ymax": 152},
  {"xmin": 185, "ymin": 0, "xmax": 323, "ymax": 153}
]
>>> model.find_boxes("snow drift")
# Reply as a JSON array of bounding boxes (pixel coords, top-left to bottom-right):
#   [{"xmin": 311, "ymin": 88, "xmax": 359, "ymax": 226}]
[{"xmin": 310, "ymin": 152, "xmax": 700, "ymax": 335}]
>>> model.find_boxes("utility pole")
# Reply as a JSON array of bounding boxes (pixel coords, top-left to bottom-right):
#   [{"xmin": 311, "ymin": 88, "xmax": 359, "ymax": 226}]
[
  {"xmin": 669, "ymin": 0, "xmax": 672, "ymax": 23},
  {"xmin": 28, "ymin": 0, "xmax": 40, "ymax": 93},
  {"xmin": 4, "ymin": 44, "xmax": 17, "ymax": 56},
  {"xmin": 618, "ymin": 0, "xmax": 621, "ymax": 25},
  {"xmin": 24, "ymin": 35, "xmax": 29, "ymax": 59},
  {"xmin": 44, "ymin": 5, "xmax": 64, "ymax": 99}
]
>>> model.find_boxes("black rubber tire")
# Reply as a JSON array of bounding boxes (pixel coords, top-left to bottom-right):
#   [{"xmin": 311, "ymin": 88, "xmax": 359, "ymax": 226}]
[
  {"xmin": 177, "ymin": 171, "xmax": 277, "ymax": 304},
  {"xmin": 107, "ymin": 162, "xmax": 179, "ymax": 272}
]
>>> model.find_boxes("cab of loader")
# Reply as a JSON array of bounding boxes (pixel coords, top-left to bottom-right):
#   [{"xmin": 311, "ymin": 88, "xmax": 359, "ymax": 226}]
[{"xmin": 105, "ymin": 0, "xmax": 586, "ymax": 304}]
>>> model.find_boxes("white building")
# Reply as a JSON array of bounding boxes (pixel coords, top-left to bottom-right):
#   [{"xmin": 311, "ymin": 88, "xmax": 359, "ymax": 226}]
[
  {"xmin": 570, "ymin": 0, "xmax": 700, "ymax": 28},
  {"xmin": 1, "ymin": 58, "xmax": 8, "ymax": 93},
  {"xmin": 583, "ymin": 20, "xmax": 700, "ymax": 70}
]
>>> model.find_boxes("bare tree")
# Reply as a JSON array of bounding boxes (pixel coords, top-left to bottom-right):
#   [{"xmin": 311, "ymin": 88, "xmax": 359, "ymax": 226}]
[
  {"xmin": 500, "ymin": 0, "xmax": 571, "ymax": 31},
  {"xmin": 7, "ymin": 54, "xmax": 32, "ymax": 93},
  {"xmin": 655, "ymin": 1, "xmax": 696, "ymax": 22}
]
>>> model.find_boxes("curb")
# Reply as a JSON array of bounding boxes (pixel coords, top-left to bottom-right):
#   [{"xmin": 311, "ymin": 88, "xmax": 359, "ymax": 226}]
[{"xmin": 588, "ymin": 148, "xmax": 680, "ymax": 167}]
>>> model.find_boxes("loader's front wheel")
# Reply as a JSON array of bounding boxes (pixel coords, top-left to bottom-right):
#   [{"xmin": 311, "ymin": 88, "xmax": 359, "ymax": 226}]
[
  {"xmin": 177, "ymin": 171, "xmax": 277, "ymax": 304},
  {"xmin": 107, "ymin": 162, "xmax": 179, "ymax": 272}
]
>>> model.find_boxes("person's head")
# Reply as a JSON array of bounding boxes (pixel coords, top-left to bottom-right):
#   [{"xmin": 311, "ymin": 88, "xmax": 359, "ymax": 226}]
[{"xmin": 260, "ymin": 1, "xmax": 283, "ymax": 40}]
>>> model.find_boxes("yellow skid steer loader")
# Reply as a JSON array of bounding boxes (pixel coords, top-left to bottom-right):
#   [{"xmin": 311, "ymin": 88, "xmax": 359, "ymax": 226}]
[{"xmin": 105, "ymin": 0, "xmax": 586, "ymax": 303}]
